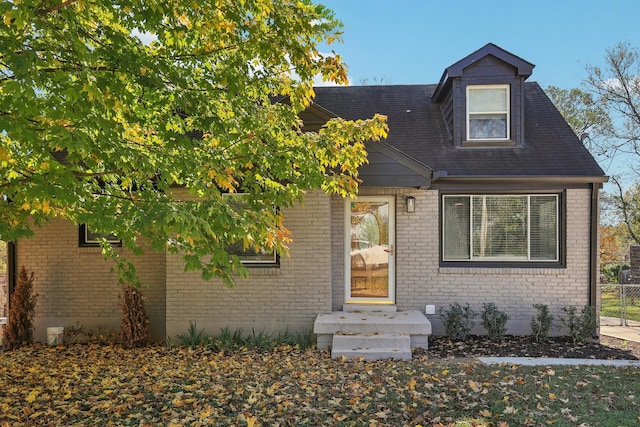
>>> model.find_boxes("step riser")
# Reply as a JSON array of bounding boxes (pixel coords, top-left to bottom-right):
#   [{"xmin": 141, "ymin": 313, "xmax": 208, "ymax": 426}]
[
  {"xmin": 314, "ymin": 310, "xmax": 432, "ymax": 335},
  {"xmin": 333, "ymin": 334, "xmax": 410, "ymax": 348},
  {"xmin": 332, "ymin": 349, "xmax": 412, "ymax": 360},
  {"xmin": 331, "ymin": 333, "xmax": 412, "ymax": 360}
]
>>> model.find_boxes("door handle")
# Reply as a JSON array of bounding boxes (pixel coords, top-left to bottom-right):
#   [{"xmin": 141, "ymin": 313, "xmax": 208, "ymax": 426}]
[{"xmin": 384, "ymin": 244, "xmax": 394, "ymax": 256}]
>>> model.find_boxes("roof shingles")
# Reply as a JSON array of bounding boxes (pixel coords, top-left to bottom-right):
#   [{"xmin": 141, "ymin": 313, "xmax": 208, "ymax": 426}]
[{"xmin": 312, "ymin": 82, "xmax": 605, "ymax": 179}]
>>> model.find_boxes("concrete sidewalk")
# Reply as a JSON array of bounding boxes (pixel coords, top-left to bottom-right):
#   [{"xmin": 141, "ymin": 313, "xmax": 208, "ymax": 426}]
[
  {"xmin": 479, "ymin": 356, "xmax": 640, "ymax": 367},
  {"xmin": 600, "ymin": 316, "xmax": 640, "ymax": 343}
]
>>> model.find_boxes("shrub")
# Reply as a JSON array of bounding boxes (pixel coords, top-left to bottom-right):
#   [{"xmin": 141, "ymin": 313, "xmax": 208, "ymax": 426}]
[
  {"xmin": 562, "ymin": 305, "xmax": 598, "ymax": 343},
  {"xmin": 175, "ymin": 321, "xmax": 208, "ymax": 349},
  {"xmin": 172, "ymin": 326, "xmax": 316, "ymax": 352},
  {"xmin": 3, "ymin": 267, "xmax": 38, "ymax": 349},
  {"xmin": 480, "ymin": 303, "xmax": 509, "ymax": 340},
  {"xmin": 531, "ymin": 304, "xmax": 554, "ymax": 342},
  {"xmin": 120, "ymin": 284, "xmax": 149, "ymax": 348},
  {"xmin": 439, "ymin": 303, "xmax": 476, "ymax": 340}
]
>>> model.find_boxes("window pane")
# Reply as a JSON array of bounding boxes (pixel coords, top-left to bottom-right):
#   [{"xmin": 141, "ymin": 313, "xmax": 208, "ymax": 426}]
[
  {"xmin": 469, "ymin": 114, "xmax": 507, "ymax": 139},
  {"xmin": 223, "ymin": 194, "xmax": 277, "ymax": 264},
  {"xmin": 227, "ymin": 243, "xmax": 277, "ymax": 262},
  {"xmin": 468, "ymin": 88, "xmax": 507, "ymax": 112},
  {"xmin": 530, "ymin": 196, "xmax": 558, "ymax": 260},
  {"xmin": 472, "ymin": 196, "xmax": 527, "ymax": 260},
  {"xmin": 443, "ymin": 197, "xmax": 470, "ymax": 260}
]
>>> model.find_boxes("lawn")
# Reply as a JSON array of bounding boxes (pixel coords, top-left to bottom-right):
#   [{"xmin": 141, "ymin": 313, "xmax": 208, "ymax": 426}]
[
  {"xmin": 601, "ymin": 286, "xmax": 640, "ymax": 322},
  {"xmin": 1, "ymin": 344, "xmax": 639, "ymax": 426}
]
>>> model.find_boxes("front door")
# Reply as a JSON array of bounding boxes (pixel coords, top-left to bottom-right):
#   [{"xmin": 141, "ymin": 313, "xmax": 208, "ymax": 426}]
[{"xmin": 345, "ymin": 197, "xmax": 395, "ymax": 304}]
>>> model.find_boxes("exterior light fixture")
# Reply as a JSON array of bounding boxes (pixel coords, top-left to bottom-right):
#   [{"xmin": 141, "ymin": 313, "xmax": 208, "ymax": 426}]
[{"xmin": 406, "ymin": 196, "xmax": 416, "ymax": 213}]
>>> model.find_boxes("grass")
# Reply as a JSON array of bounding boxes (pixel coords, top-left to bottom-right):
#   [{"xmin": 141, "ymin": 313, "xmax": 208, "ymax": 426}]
[
  {"xmin": 1, "ymin": 344, "xmax": 638, "ymax": 426},
  {"xmin": 601, "ymin": 287, "xmax": 640, "ymax": 322}
]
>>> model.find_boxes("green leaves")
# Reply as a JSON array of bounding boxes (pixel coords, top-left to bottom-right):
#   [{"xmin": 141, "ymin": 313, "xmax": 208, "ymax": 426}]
[{"xmin": 0, "ymin": 0, "xmax": 387, "ymax": 285}]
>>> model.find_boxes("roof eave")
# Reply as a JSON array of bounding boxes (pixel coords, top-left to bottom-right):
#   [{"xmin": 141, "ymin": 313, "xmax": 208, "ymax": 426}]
[{"xmin": 430, "ymin": 174, "xmax": 609, "ymax": 190}]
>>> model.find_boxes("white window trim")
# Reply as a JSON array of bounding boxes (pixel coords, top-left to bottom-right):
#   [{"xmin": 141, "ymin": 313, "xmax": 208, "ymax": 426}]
[
  {"xmin": 442, "ymin": 194, "xmax": 559, "ymax": 263},
  {"xmin": 466, "ymin": 84, "xmax": 510, "ymax": 141}
]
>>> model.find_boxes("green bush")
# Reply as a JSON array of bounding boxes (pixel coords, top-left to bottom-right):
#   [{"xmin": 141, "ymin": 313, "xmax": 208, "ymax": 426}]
[
  {"xmin": 562, "ymin": 305, "xmax": 598, "ymax": 343},
  {"xmin": 439, "ymin": 303, "xmax": 476, "ymax": 340},
  {"xmin": 175, "ymin": 321, "xmax": 208, "ymax": 349},
  {"xmin": 531, "ymin": 304, "xmax": 554, "ymax": 342},
  {"xmin": 480, "ymin": 303, "xmax": 509, "ymax": 340},
  {"xmin": 172, "ymin": 325, "xmax": 316, "ymax": 351}
]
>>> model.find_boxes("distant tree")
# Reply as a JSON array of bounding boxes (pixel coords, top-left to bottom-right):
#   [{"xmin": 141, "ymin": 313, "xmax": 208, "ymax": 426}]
[
  {"xmin": 584, "ymin": 43, "xmax": 640, "ymax": 252},
  {"xmin": 585, "ymin": 42, "xmax": 640, "ymax": 169},
  {"xmin": 545, "ymin": 86, "xmax": 612, "ymax": 154},
  {"xmin": 551, "ymin": 43, "xmax": 640, "ymax": 252},
  {"xmin": 0, "ymin": 1, "xmax": 388, "ymax": 287},
  {"xmin": 604, "ymin": 180, "xmax": 640, "ymax": 245}
]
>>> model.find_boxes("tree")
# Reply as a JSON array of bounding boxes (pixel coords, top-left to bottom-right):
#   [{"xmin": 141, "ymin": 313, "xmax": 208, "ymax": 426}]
[
  {"xmin": 545, "ymin": 86, "xmax": 612, "ymax": 156},
  {"xmin": 583, "ymin": 42, "xmax": 640, "ymax": 249},
  {"xmin": 0, "ymin": 1, "xmax": 388, "ymax": 286},
  {"xmin": 585, "ymin": 42, "xmax": 640, "ymax": 169},
  {"xmin": 603, "ymin": 180, "xmax": 640, "ymax": 245}
]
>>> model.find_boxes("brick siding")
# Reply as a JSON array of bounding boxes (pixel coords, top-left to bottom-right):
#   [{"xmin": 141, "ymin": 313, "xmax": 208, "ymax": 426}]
[
  {"xmin": 16, "ymin": 219, "xmax": 166, "ymax": 342},
  {"xmin": 16, "ymin": 186, "xmax": 595, "ymax": 342},
  {"xmin": 165, "ymin": 190, "xmax": 332, "ymax": 339},
  {"xmin": 332, "ymin": 188, "xmax": 594, "ymax": 336}
]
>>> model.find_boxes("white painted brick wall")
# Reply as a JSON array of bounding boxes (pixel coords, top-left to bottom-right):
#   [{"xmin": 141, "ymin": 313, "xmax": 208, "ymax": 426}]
[
  {"xmin": 17, "ymin": 218, "xmax": 166, "ymax": 342},
  {"xmin": 165, "ymin": 190, "xmax": 332, "ymax": 338},
  {"xmin": 332, "ymin": 188, "xmax": 595, "ymax": 336}
]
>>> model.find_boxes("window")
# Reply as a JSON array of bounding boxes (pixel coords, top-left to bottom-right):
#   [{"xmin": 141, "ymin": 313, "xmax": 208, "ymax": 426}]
[
  {"xmin": 467, "ymin": 85, "xmax": 510, "ymax": 140},
  {"xmin": 442, "ymin": 194, "xmax": 559, "ymax": 262},
  {"xmin": 79, "ymin": 224, "xmax": 121, "ymax": 247},
  {"xmin": 223, "ymin": 194, "xmax": 278, "ymax": 265}
]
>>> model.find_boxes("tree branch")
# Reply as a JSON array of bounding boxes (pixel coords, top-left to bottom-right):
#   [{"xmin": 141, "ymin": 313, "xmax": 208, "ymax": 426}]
[
  {"xmin": 34, "ymin": 0, "xmax": 77, "ymax": 16},
  {"xmin": 612, "ymin": 176, "xmax": 640, "ymax": 245}
]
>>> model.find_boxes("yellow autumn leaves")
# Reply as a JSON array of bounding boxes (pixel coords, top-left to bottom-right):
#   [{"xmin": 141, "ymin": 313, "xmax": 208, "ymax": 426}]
[{"xmin": 2, "ymin": 343, "xmax": 638, "ymax": 426}]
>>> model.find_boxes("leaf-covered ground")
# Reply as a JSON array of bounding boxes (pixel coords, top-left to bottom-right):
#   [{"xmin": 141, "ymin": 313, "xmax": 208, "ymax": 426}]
[
  {"xmin": 1, "ymin": 342, "xmax": 639, "ymax": 426},
  {"xmin": 424, "ymin": 335, "xmax": 640, "ymax": 361}
]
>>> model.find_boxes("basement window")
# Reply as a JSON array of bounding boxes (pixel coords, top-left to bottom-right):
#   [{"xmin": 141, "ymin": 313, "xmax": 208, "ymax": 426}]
[{"xmin": 79, "ymin": 224, "xmax": 122, "ymax": 247}]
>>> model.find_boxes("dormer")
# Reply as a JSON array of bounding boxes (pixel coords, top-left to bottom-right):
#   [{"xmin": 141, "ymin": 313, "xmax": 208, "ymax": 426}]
[{"xmin": 432, "ymin": 43, "xmax": 534, "ymax": 148}]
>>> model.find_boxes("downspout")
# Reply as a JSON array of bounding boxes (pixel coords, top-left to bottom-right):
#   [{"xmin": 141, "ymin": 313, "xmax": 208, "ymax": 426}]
[
  {"xmin": 7, "ymin": 241, "xmax": 16, "ymax": 296},
  {"xmin": 589, "ymin": 183, "xmax": 599, "ymax": 314}
]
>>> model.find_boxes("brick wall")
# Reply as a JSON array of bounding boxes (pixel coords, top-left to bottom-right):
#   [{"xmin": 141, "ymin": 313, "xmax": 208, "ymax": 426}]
[
  {"xmin": 17, "ymin": 219, "xmax": 166, "ymax": 342},
  {"xmin": 332, "ymin": 188, "xmax": 594, "ymax": 336},
  {"xmin": 631, "ymin": 245, "xmax": 640, "ymax": 284},
  {"xmin": 165, "ymin": 190, "xmax": 332, "ymax": 339}
]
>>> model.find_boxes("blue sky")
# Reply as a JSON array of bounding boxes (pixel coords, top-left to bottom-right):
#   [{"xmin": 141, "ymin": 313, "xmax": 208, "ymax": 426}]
[{"xmin": 320, "ymin": 0, "xmax": 639, "ymax": 90}]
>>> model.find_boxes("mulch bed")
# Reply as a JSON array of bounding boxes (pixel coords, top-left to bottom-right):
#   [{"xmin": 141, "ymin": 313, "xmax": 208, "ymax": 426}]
[{"xmin": 415, "ymin": 335, "xmax": 640, "ymax": 360}]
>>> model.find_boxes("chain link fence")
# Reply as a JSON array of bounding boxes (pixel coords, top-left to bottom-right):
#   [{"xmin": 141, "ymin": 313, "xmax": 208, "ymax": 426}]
[{"xmin": 600, "ymin": 284, "xmax": 640, "ymax": 326}]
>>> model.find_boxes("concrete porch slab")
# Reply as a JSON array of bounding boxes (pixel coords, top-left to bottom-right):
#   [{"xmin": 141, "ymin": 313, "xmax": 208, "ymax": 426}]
[{"xmin": 314, "ymin": 310, "xmax": 432, "ymax": 335}]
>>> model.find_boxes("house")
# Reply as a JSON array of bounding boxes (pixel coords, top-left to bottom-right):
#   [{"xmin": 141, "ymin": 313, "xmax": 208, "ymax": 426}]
[{"xmin": 6, "ymin": 44, "xmax": 606, "ymax": 358}]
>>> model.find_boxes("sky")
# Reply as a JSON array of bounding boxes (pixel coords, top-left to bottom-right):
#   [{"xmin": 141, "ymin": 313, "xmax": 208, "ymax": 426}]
[
  {"xmin": 318, "ymin": 0, "xmax": 640, "ymax": 182},
  {"xmin": 320, "ymin": 0, "xmax": 640, "ymax": 90}
]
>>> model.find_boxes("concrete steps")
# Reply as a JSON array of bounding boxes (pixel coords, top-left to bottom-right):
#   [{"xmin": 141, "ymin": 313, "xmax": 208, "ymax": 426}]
[
  {"xmin": 331, "ymin": 333, "xmax": 412, "ymax": 360},
  {"xmin": 314, "ymin": 310, "xmax": 431, "ymax": 360}
]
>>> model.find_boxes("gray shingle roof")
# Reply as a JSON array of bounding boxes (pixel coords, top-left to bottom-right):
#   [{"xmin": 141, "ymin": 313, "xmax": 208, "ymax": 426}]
[{"xmin": 312, "ymin": 82, "xmax": 605, "ymax": 179}]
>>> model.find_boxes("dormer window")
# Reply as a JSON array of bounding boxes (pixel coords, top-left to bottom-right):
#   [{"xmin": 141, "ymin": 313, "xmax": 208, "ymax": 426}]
[{"xmin": 467, "ymin": 85, "xmax": 510, "ymax": 141}]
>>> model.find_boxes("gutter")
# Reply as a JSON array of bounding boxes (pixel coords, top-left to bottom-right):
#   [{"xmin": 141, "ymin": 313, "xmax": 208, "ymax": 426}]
[{"xmin": 430, "ymin": 174, "xmax": 608, "ymax": 190}]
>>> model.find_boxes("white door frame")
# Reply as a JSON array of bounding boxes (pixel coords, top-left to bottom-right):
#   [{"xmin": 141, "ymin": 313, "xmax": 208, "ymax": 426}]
[{"xmin": 344, "ymin": 196, "xmax": 395, "ymax": 305}]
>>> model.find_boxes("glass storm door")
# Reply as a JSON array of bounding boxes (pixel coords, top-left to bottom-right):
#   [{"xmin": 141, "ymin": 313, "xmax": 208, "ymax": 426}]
[{"xmin": 345, "ymin": 197, "xmax": 395, "ymax": 304}]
